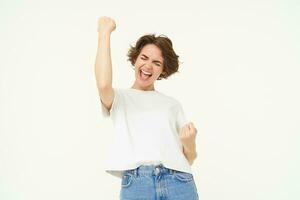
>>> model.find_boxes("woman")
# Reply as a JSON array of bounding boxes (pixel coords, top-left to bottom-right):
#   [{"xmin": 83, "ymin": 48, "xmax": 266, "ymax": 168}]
[{"xmin": 95, "ymin": 16, "xmax": 199, "ymax": 200}]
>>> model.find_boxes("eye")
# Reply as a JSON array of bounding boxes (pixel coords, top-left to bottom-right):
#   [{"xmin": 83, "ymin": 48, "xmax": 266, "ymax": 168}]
[{"xmin": 141, "ymin": 57, "xmax": 146, "ymax": 60}]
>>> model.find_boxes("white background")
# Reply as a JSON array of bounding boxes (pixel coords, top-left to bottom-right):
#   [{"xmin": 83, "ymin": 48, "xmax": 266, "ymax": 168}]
[{"xmin": 1, "ymin": 0, "xmax": 299, "ymax": 199}]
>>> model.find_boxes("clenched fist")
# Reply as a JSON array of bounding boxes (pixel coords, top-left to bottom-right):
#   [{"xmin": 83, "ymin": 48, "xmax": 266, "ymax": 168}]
[
  {"xmin": 97, "ymin": 16, "xmax": 116, "ymax": 34},
  {"xmin": 179, "ymin": 122, "xmax": 197, "ymax": 153}
]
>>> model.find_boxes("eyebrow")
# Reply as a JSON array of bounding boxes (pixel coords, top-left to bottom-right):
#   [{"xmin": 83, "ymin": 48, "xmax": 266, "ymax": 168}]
[{"xmin": 141, "ymin": 54, "xmax": 163, "ymax": 65}]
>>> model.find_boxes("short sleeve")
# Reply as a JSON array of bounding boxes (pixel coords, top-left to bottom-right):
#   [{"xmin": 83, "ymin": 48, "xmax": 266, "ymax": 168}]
[
  {"xmin": 175, "ymin": 102, "xmax": 188, "ymax": 134},
  {"xmin": 100, "ymin": 88, "xmax": 120, "ymax": 118}
]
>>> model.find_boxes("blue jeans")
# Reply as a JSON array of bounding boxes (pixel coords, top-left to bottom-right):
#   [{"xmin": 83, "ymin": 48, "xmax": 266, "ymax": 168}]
[{"xmin": 120, "ymin": 164, "xmax": 199, "ymax": 200}]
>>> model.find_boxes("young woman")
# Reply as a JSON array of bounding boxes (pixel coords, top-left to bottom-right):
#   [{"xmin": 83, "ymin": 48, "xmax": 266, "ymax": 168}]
[{"xmin": 95, "ymin": 16, "xmax": 199, "ymax": 200}]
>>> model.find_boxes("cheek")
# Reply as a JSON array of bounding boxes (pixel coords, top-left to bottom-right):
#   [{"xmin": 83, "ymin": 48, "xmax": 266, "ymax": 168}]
[
  {"xmin": 155, "ymin": 67, "xmax": 163, "ymax": 74},
  {"xmin": 135, "ymin": 61, "xmax": 143, "ymax": 70},
  {"xmin": 134, "ymin": 62, "xmax": 140, "ymax": 71},
  {"xmin": 153, "ymin": 69, "xmax": 163, "ymax": 78}
]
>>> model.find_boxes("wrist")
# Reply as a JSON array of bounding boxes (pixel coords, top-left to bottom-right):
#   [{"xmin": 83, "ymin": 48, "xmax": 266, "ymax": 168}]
[{"xmin": 98, "ymin": 31, "xmax": 111, "ymax": 37}]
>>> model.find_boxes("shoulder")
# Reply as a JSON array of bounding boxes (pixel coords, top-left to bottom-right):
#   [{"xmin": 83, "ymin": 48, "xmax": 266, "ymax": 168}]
[{"xmin": 112, "ymin": 87, "xmax": 126, "ymax": 95}]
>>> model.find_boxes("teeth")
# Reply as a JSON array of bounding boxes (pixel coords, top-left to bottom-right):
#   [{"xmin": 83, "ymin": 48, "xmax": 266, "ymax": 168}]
[{"xmin": 141, "ymin": 69, "xmax": 152, "ymax": 75}]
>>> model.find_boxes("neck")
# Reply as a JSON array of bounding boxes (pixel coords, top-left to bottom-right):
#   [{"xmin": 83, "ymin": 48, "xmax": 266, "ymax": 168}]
[{"xmin": 131, "ymin": 83, "xmax": 155, "ymax": 91}]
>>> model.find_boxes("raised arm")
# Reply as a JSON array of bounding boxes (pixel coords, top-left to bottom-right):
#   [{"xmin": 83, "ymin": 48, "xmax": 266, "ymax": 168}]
[{"xmin": 94, "ymin": 16, "xmax": 116, "ymax": 111}]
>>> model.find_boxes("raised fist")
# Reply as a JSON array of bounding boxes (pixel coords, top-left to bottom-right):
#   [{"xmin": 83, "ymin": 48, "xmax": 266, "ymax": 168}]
[
  {"xmin": 179, "ymin": 122, "xmax": 197, "ymax": 151},
  {"xmin": 97, "ymin": 16, "xmax": 116, "ymax": 34}
]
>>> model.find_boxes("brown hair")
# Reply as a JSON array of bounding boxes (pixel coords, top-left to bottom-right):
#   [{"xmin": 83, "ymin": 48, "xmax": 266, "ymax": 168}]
[{"xmin": 127, "ymin": 34, "xmax": 181, "ymax": 80}]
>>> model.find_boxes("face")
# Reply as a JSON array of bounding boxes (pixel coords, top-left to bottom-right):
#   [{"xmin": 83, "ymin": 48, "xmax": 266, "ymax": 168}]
[{"xmin": 132, "ymin": 44, "xmax": 165, "ymax": 91}]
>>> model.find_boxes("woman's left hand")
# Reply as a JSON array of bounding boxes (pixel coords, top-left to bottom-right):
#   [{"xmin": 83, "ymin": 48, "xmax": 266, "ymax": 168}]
[
  {"xmin": 180, "ymin": 122, "xmax": 197, "ymax": 150},
  {"xmin": 179, "ymin": 122, "xmax": 198, "ymax": 164}
]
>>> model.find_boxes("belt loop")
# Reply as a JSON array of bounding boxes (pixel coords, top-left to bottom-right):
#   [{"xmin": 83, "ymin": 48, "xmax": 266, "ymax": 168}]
[{"xmin": 134, "ymin": 168, "xmax": 138, "ymax": 177}]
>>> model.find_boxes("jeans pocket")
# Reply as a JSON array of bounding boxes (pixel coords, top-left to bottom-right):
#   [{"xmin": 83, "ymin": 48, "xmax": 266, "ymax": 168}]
[
  {"xmin": 121, "ymin": 172, "xmax": 134, "ymax": 188},
  {"xmin": 173, "ymin": 171, "xmax": 194, "ymax": 182}
]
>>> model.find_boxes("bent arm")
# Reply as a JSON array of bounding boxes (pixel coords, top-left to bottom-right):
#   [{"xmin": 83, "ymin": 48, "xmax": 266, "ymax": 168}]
[
  {"xmin": 179, "ymin": 122, "xmax": 198, "ymax": 165},
  {"xmin": 183, "ymin": 146, "xmax": 197, "ymax": 165}
]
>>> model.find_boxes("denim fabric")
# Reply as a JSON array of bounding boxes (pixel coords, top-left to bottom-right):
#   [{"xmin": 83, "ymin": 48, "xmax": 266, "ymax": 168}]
[{"xmin": 120, "ymin": 164, "xmax": 199, "ymax": 200}]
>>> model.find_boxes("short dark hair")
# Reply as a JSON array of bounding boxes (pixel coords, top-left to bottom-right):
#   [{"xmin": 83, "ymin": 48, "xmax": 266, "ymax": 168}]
[{"xmin": 127, "ymin": 34, "xmax": 181, "ymax": 80}]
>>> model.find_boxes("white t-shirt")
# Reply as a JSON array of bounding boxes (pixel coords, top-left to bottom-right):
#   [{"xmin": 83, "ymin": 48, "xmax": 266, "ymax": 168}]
[{"xmin": 100, "ymin": 87, "xmax": 192, "ymax": 178}]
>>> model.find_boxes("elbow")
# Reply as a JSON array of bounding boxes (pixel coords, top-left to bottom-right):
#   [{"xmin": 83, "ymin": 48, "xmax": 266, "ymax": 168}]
[{"xmin": 191, "ymin": 153, "xmax": 198, "ymax": 165}]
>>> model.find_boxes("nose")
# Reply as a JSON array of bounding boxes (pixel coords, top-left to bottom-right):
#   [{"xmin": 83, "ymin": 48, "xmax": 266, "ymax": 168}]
[
  {"xmin": 143, "ymin": 63, "xmax": 152, "ymax": 71},
  {"xmin": 145, "ymin": 65, "xmax": 152, "ymax": 70}
]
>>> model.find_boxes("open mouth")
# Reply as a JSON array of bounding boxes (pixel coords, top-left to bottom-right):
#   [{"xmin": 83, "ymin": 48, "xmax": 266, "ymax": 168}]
[{"xmin": 140, "ymin": 69, "xmax": 152, "ymax": 80}]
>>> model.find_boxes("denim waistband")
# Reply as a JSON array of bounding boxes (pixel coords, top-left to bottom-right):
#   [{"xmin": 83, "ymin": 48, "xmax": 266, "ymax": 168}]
[{"xmin": 124, "ymin": 164, "xmax": 175, "ymax": 177}]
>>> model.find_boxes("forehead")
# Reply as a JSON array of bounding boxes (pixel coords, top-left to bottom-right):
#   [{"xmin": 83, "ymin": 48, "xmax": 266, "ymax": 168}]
[{"xmin": 140, "ymin": 44, "xmax": 163, "ymax": 61}]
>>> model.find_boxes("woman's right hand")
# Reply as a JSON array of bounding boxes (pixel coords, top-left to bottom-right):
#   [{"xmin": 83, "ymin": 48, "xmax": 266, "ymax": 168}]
[{"xmin": 97, "ymin": 16, "xmax": 116, "ymax": 34}]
